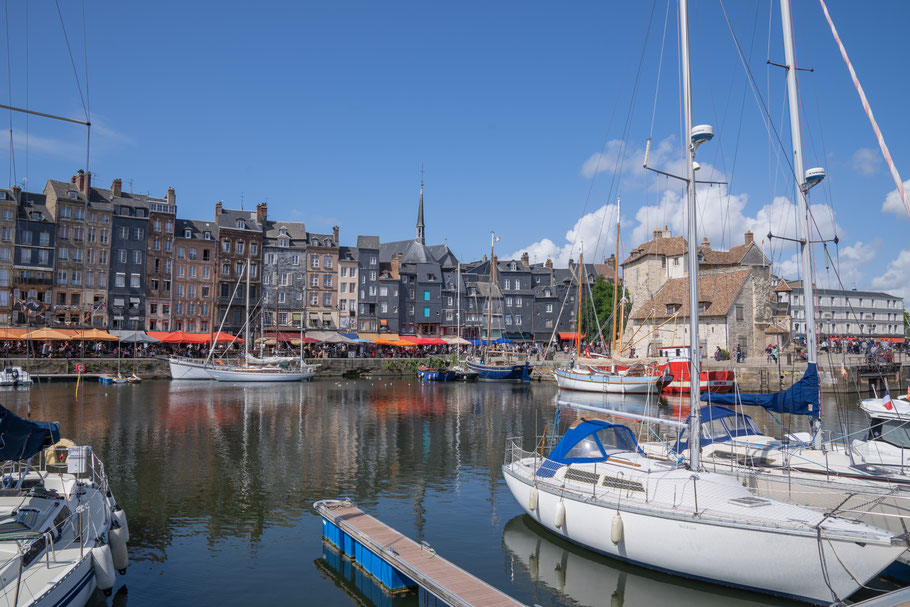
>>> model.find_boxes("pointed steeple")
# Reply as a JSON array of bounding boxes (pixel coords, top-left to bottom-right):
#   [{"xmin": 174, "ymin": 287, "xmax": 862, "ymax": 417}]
[{"xmin": 416, "ymin": 166, "xmax": 426, "ymax": 245}]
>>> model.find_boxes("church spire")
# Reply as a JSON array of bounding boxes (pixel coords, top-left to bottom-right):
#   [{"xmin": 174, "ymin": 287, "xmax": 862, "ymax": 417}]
[{"xmin": 416, "ymin": 165, "xmax": 425, "ymax": 245}]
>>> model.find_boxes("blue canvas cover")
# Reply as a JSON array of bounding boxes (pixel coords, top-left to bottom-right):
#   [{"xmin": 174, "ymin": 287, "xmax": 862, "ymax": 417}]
[
  {"xmin": 0, "ymin": 405, "xmax": 60, "ymax": 461},
  {"xmin": 675, "ymin": 405, "xmax": 763, "ymax": 452},
  {"xmin": 546, "ymin": 420, "xmax": 641, "ymax": 466},
  {"xmin": 700, "ymin": 362, "xmax": 820, "ymax": 418}
]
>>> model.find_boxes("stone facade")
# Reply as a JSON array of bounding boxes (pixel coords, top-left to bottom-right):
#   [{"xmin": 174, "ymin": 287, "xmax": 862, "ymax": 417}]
[
  {"xmin": 305, "ymin": 227, "xmax": 339, "ymax": 330},
  {"xmin": 146, "ymin": 185, "xmax": 176, "ymax": 331},
  {"xmin": 173, "ymin": 219, "xmax": 218, "ymax": 333},
  {"xmin": 263, "ymin": 220, "xmax": 308, "ymax": 332},
  {"xmin": 215, "ymin": 202, "xmax": 265, "ymax": 336},
  {"xmin": 790, "ymin": 285, "xmax": 905, "ymax": 342},
  {"xmin": 338, "ymin": 246, "xmax": 358, "ymax": 332}
]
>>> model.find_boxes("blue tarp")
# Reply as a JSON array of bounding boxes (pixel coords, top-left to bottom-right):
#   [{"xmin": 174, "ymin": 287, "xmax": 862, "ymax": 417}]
[
  {"xmin": 339, "ymin": 333, "xmax": 358, "ymax": 340},
  {"xmin": 546, "ymin": 419, "xmax": 641, "ymax": 466},
  {"xmin": 701, "ymin": 362, "xmax": 820, "ymax": 418},
  {"xmin": 467, "ymin": 338, "xmax": 513, "ymax": 346},
  {"xmin": 675, "ymin": 405, "xmax": 763, "ymax": 452},
  {"xmin": 0, "ymin": 405, "xmax": 59, "ymax": 461}
]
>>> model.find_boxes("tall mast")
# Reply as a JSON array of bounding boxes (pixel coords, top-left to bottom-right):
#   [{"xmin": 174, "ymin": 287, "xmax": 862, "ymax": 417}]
[
  {"xmin": 611, "ymin": 197, "xmax": 621, "ymax": 354},
  {"xmin": 487, "ymin": 231, "xmax": 495, "ymax": 347},
  {"xmin": 456, "ymin": 262, "xmax": 461, "ymax": 340},
  {"xmin": 781, "ymin": 0, "xmax": 822, "ymax": 442},
  {"xmin": 576, "ymin": 251, "xmax": 584, "ymax": 359},
  {"xmin": 681, "ymin": 0, "xmax": 701, "ymax": 470},
  {"xmin": 244, "ymin": 256, "xmax": 251, "ymax": 361}
]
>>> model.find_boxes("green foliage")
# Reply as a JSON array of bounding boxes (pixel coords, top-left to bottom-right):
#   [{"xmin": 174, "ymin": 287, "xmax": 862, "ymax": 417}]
[{"xmin": 579, "ymin": 276, "xmax": 628, "ymax": 343}]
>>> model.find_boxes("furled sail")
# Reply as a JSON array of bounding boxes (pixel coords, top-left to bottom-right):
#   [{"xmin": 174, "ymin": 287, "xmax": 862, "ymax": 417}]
[
  {"xmin": 700, "ymin": 362, "xmax": 819, "ymax": 418},
  {"xmin": 0, "ymin": 405, "xmax": 60, "ymax": 461}
]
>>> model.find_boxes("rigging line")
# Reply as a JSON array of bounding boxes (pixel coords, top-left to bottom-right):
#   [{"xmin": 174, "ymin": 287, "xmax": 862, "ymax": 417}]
[
  {"xmin": 24, "ymin": 0, "xmax": 27, "ymax": 188},
  {"xmin": 717, "ymin": 0, "xmax": 797, "ymax": 188},
  {"xmin": 80, "ymin": 0, "xmax": 90, "ymax": 174},
  {"xmin": 4, "ymin": 0, "xmax": 14, "ymax": 187},
  {"xmin": 820, "ymin": 0, "xmax": 908, "ymax": 218},
  {"xmin": 590, "ymin": 0, "xmax": 659, "ymax": 265},
  {"xmin": 54, "ymin": 0, "xmax": 87, "ymax": 120},
  {"xmin": 647, "ymin": 0, "xmax": 671, "ymax": 140}
]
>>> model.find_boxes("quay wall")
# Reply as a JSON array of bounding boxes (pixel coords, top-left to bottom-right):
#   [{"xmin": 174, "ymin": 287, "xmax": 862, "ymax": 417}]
[{"xmin": 3, "ymin": 357, "xmax": 906, "ymax": 393}]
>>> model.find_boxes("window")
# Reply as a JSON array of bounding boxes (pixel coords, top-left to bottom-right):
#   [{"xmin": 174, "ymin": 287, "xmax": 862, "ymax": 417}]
[
  {"xmin": 369, "ymin": 270, "xmax": 377, "ymax": 281},
  {"xmin": 323, "ymin": 255, "xmax": 332, "ymax": 268},
  {"xmin": 278, "ymin": 292, "xmax": 286, "ymax": 304},
  {"xmin": 250, "ymin": 263, "xmax": 257, "ymax": 278},
  {"xmin": 265, "ymin": 253, "xmax": 275, "ymax": 265},
  {"xmin": 133, "ymin": 250, "xmax": 143, "ymax": 264},
  {"xmin": 130, "ymin": 274, "xmax": 140, "ymax": 288},
  {"xmin": 74, "ymin": 208, "xmax": 85, "ymax": 221},
  {"xmin": 177, "ymin": 247, "xmax": 185, "ymax": 259},
  {"xmin": 116, "ymin": 249, "xmax": 126, "ymax": 263},
  {"xmin": 310, "ymin": 275, "xmax": 319, "ymax": 288},
  {"xmin": 236, "ymin": 219, "xmax": 246, "ymax": 229},
  {"xmin": 222, "ymin": 239, "xmax": 231, "ymax": 253},
  {"xmin": 134, "ymin": 227, "xmax": 144, "ymax": 240},
  {"xmin": 369, "ymin": 256, "xmax": 377, "ymax": 265},
  {"xmin": 202, "ymin": 267, "xmax": 210, "ymax": 279},
  {"xmin": 100, "ymin": 230, "xmax": 109, "ymax": 244},
  {"xmin": 311, "ymin": 255, "xmax": 320, "ymax": 268},
  {"xmin": 119, "ymin": 226, "xmax": 129, "ymax": 239},
  {"xmin": 72, "ymin": 249, "xmax": 83, "ymax": 262},
  {"xmin": 323, "ymin": 293, "xmax": 331, "ymax": 306},
  {"xmin": 165, "ymin": 260, "xmax": 172, "ymax": 274},
  {"xmin": 177, "ymin": 265, "xmax": 185, "ymax": 278},
  {"xmin": 38, "ymin": 250, "xmax": 48, "ymax": 265},
  {"xmin": 0, "ymin": 228, "xmax": 9, "ymax": 242},
  {"xmin": 505, "ymin": 314, "xmax": 512, "ymax": 325},
  {"xmin": 189, "ymin": 266, "xmax": 197, "ymax": 279},
  {"xmin": 203, "ymin": 249, "xmax": 211, "ymax": 261},
  {"xmin": 71, "ymin": 271, "xmax": 82, "ymax": 286},
  {"xmin": 165, "ymin": 220, "xmax": 174, "ymax": 233},
  {"xmin": 546, "ymin": 303, "xmax": 553, "ymax": 313},
  {"xmin": 309, "ymin": 293, "xmax": 319, "ymax": 306},
  {"xmin": 39, "ymin": 232, "xmax": 49, "ymax": 246},
  {"xmin": 176, "ymin": 284, "xmax": 184, "ymax": 297},
  {"xmin": 114, "ymin": 273, "xmax": 125, "ymax": 287},
  {"xmin": 221, "ymin": 263, "xmax": 230, "ymax": 277},
  {"xmin": 735, "ymin": 305, "xmax": 744, "ymax": 321},
  {"xmin": 323, "ymin": 275, "xmax": 332, "ymax": 288},
  {"xmin": 505, "ymin": 279, "xmax": 511, "ymax": 290},
  {"xmin": 235, "ymin": 262, "xmax": 243, "ymax": 276},
  {"xmin": 86, "ymin": 250, "xmax": 94, "ymax": 264},
  {"xmin": 516, "ymin": 298, "xmax": 522, "ymax": 308},
  {"xmin": 505, "ymin": 296, "xmax": 512, "ymax": 307},
  {"xmin": 58, "ymin": 248, "xmax": 68, "ymax": 261},
  {"xmin": 236, "ymin": 241, "xmax": 245, "ymax": 255},
  {"xmin": 251, "ymin": 244, "xmax": 258, "ymax": 255},
  {"xmin": 423, "ymin": 307, "xmax": 430, "ymax": 318},
  {"xmin": 60, "ymin": 206, "xmax": 72, "ymax": 218},
  {"xmin": 380, "ymin": 302, "xmax": 388, "ymax": 313},
  {"xmin": 291, "ymin": 255, "xmax": 299, "ymax": 266},
  {"xmin": 202, "ymin": 286, "xmax": 210, "ymax": 298},
  {"xmin": 515, "ymin": 314, "xmax": 522, "ymax": 324}
]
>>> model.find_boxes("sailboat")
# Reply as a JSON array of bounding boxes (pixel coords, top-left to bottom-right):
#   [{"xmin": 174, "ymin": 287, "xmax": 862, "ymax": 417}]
[
  {"xmin": 502, "ymin": 2, "xmax": 907, "ymax": 603},
  {"xmin": 465, "ymin": 231, "xmax": 532, "ymax": 382},
  {"xmin": 554, "ymin": 246, "xmax": 673, "ymax": 394},
  {"xmin": 207, "ymin": 258, "xmax": 315, "ymax": 382}
]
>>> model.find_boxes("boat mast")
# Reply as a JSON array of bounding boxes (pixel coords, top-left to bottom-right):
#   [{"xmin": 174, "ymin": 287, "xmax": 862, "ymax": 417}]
[
  {"xmin": 456, "ymin": 262, "xmax": 461, "ymax": 340},
  {"xmin": 680, "ymin": 0, "xmax": 701, "ymax": 470},
  {"xmin": 611, "ymin": 197, "xmax": 620, "ymax": 354},
  {"xmin": 244, "ymin": 256, "xmax": 251, "ymax": 362},
  {"xmin": 780, "ymin": 0, "xmax": 822, "ymax": 444},
  {"xmin": 576, "ymin": 251, "xmax": 584, "ymax": 359},
  {"xmin": 487, "ymin": 231, "xmax": 495, "ymax": 348}
]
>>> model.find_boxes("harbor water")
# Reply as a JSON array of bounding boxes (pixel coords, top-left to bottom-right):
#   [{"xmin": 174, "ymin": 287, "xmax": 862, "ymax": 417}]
[{"xmin": 1, "ymin": 379, "xmax": 880, "ymax": 606}]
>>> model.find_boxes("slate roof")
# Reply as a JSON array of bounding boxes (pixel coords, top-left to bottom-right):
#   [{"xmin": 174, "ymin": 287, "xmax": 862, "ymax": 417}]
[
  {"xmin": 217, "ymin": 206, "xmax": 262, "ymax": 232},
  {"xmin": 176, "ymin": 219, "xmax": 217, "ymax": 240},
  {"xmin": 306, "ymin": 232, "xmax": 337, "ymax": 248},
  {"xmin": 46, "ymin": 179, "xmax": 114, "ymax": 211},
  {"xmin": 630, "ymin": 270, "xmax": 751, "ymax": 320},
  {"xmin": 264, "ymin": 220, "xmax": 307, "ymax": 246},
  {"xmin": 339, "ymin": 245, "xmax": 359, "ymax": 262},
  {"xmin": 401, "ymin": 240, "xmax": 435, "ymax": 264},
  {"xmin": 357, "ymin": 235, "xmax": 380, "ymax": 249},
  {"xmin": 379, "ymin": 239, "xmax": 457, "ymax": 266}
]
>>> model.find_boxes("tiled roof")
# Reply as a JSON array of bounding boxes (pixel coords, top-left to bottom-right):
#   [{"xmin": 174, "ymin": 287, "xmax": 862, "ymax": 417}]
[
  {"xmin": 630, "ymin": 270, "xmax": 751, "ymax": 320},
  {"xmin": 622, "ymin": 235, "xmax": 687, "ymax": 265},
  {"xmin": 774, "ymin": 278, "xmax": 792, "ymax": 292}
]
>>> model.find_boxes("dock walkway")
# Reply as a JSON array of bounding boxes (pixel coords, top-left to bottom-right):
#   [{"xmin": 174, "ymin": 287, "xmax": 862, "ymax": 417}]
[{"xmin": 315, "ymin": 500, "xmax": 526, "ymax": 607}]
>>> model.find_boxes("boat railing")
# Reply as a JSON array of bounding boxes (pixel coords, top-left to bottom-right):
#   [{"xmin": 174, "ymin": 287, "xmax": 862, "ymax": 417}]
[{"xmin": 7, "ymin": 502, "xmax": 97, "ymax": 606}]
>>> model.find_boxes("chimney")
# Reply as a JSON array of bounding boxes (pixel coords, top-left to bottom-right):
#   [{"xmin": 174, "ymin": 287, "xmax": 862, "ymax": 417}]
[
  {"xmin": 256, "ymin": 202, "xmax": 267, "ymax": 223},
  {"xmin": 10, "ymin": 185, "xmax": 20, "ymax": 203},
  {"xmin": 215, "ymin": 201, "xmax": 223, "ymax": 220},
  {"xmin": 332, "ymin": 225, "xmax": 339, "ymax": 242},
  {"xmin": 166, "ymin": 187, "xmax": 176, "ymax": 206},
  {"xmin": 545, "ymin": 258, "xmax": 553, "ymax": 270},
  {"xmin": 82, "ymin": 171, "xmax": 91, "ymax": 197},
  {"xmin": 111, "ymin": 179, "xmax": 122, "ymax": 197},
  {"xmin": 653, "ymin": 228, "xmax": 662, "ymax": 240},
  {"xmin": 744, "ymin": 230, "xmax": 753, "ymax": 244},
  {"xmin": 702, "ymin": 236, "xmax": 710, "ymax": 247},
  {"xmin": 483, "ymin": 254, "xmax": 488, "ymax": 262},
  {"xmin": 520, "ymin": 251, "xmax": 530, "ymax": 265},
  {"xmin": 73, "ymin": 170, "xmax": 85, "ymax": 193}
]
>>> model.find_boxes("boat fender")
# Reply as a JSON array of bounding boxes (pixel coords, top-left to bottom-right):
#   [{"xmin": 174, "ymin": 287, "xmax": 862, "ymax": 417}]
[
  {"xmin": 611, "ymin": 513, "xmax": 623, "ymax": 545},
  {"xmin": 112, "ymin": 508, "xmax": 130, "ymax": 543},
  {"xmin": 555, "ymin": 501, "xmax": 566, "ymax": 529},
  {"xmin": 92, "ymin": 544, "xmax": 116, "ymax": 595},
  {"xmin": 529, "ymin": 487, "xmax": 539, "ymax": 512},
  {"xmin": 109, "ymin": 526, "xmax": 129, "ymax": 573}
]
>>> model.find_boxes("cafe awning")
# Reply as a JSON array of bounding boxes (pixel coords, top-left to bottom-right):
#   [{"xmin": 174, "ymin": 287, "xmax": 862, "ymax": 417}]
[{"xmin": 24, "ymin": 328, "xmax": 72, "ymax": 340}]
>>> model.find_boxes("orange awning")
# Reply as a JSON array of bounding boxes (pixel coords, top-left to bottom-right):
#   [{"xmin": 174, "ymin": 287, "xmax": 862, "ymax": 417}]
[
  {"xmin": 558, "ymin": 332, "xmax": 586, "ymax": 340},
  {"xmin": 24, "ymin": 328, "xmax": 72, "ymax": 340},
  {"xmin": 0, "ymin": 328, "xmax": 30, "ymax": 340}
]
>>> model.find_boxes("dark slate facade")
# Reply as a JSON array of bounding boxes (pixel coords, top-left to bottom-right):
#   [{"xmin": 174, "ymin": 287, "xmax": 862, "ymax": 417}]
[
  {"xmin": 12, "ymin": 190, "xmax": 55, "ymax": 325},
  {"xmin": 356, "ymin": 235, "xmax": 380, "ymax": 333},
  {"xmin": 108, "ymin": 199, "xmax": 150, "ymax": 329}
]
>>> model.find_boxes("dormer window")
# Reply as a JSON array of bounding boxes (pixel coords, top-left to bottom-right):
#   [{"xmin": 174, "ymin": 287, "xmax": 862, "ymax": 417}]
[
  {"xmin": 203, "ymin": 231, "xmax": 212, "ymax": 240},
  {"xmin": 67, "ymin": 191, "xmax": 78, "ymax": 200},
  {"xmin": 311, "ymin": 238, "xmax": 318, "ymax": 246},
  {"xmin": 279, "ymin": 227, "xmax": 288, "ymax": 235},
  {"xmin": 236, "ymin": 219, "xmax": 246, "ymax": 229},
  {"xmin": 278, "ymin": 236, "xmax": 289, "ymax": 248},
  {"xmin": 666, "ymin": 304, "xmax": 680, "ymax": 315},
  {"xmin": 184, "ymin": 229, "xmax": 192, "ymax": 238},
  {"xmin": 544, "ymin": 289, "xmax": 551, "ymax": 297},
  {"xmin": 510, "ymin": 262, "xmax": 517, "ymax": 271},
  {"xmin": 326, "ymin": 240, "xmax": 333, "ymax": 247}
]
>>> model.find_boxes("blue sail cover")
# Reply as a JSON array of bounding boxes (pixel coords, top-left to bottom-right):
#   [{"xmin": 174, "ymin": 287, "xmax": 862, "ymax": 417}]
[
  {"xmin": 0, "ymin": 405, "xmax": 60, "ymax": 461},
  {"xmin": 700, "ymin": 362, "xmax": 820, "ymax": 418},
  {"xmin": 547, "ymin": 420, "xmax": 641, "ymax": 465}
]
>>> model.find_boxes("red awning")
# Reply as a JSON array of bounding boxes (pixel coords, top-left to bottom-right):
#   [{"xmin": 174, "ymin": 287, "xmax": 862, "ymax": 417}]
[
  {"xmin": 402, "ymin": 336, "xmax": 448, "ymax": 345},
  {"xmin": 262, "ymin": 332, "xmax": 302, "ymax": 342},
  {"xmin": 558, "ymin": 332, "xmax": 586, "ymax": 340},
  {"xmin": 148, "ymin": 331, "xmax": 243, "ymax": 343}
]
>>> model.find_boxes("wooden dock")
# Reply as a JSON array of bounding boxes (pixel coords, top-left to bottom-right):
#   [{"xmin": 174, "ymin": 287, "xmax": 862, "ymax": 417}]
[{"xmin": 315, "ymin": 500, "xmax": 527, "ymax": 607}]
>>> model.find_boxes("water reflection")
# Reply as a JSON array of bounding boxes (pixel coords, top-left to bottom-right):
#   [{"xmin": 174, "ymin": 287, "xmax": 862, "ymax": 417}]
[{"xmin": 502, "ymin": 515, "xmax": 793, "ymax": 607}]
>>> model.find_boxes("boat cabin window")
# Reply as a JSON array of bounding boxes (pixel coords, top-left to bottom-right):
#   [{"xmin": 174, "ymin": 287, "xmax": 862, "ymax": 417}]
[
  {"xmin": 870, "ymin": 419, "xmax": 910, "ymax": 449},
  {"xmin": 564, "ymin": 427, "xmax": 637, "ymax": 460},
  {"xmin": 565, "ymin": 436, "xmax": 602, "ymax": 460}
]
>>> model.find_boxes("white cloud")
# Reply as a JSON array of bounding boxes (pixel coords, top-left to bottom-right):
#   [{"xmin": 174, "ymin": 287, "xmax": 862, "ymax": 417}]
[
  {"xmin": 818, "ymin": 240, "xmax": 878, "ymax": 290},
  {"xmin": 881, "ymin": 179, "xmax": 910, "ymax": 218},
  {"xmin": 871, "ymin": 247, "xmax": 910, "ymax": 301},
  {"xmin": 506, "ymin": 202, "xmax": 624, "ymax": 266},
  {"xmin": 581, "ymin": 136, "xmax": 677, "ymax": 181},
  {"xmin": 851, "ymin": 147, "xmax": 881, "ymax": 176}
]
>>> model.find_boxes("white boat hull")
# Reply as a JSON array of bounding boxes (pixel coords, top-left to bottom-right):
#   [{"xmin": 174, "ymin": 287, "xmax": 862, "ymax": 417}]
[
  {"xmin": 168, "ymin": 358, "xmax": 214, "ymax": 380},
  {"xmin": 207, "ymin": 367, "xmax": 315, "ymax": 382},
  {"xmin": 503, "ymin": 469, "xmax": 900, "ymax": 604},
  {"xmin": 554, "ymin": 369, "xmax": 665, "ymax": 394}
]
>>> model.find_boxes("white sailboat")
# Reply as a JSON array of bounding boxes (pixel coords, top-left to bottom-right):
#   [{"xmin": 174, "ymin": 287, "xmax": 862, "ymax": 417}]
[
  {"xmin": 502, "ymin": 2, "xmax": 907, "ymax": 603},
  {"xmin": 207, "ymin": 258, "xmax": 315, "ymax": 382}
]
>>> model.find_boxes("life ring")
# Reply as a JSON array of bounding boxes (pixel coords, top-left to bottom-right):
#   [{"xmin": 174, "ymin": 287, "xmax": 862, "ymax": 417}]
[
  {"xmin": 9, "ymin": 369, "xmax": 18, "ymax": 381},
  {"xmin": 44, "ymin": 438, "xmax": 76, "ymax": 465}
]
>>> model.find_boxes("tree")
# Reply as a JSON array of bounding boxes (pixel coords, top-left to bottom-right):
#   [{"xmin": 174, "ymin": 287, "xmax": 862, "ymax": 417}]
[{"xmin": 579, "ymin": 276, "xmax": 628, "ymax": 346}]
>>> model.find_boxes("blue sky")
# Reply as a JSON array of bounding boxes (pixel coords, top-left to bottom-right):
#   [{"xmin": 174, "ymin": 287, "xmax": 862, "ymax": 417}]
[{"xmin": 3, "ymin": 1, "xmax": 910, "ymax": 298}]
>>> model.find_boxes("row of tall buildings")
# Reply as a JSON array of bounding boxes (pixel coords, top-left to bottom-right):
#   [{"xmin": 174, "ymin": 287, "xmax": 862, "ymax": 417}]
[{"xmin": 2, "ymin": 172, "xmax": 612, "ymax": 340}]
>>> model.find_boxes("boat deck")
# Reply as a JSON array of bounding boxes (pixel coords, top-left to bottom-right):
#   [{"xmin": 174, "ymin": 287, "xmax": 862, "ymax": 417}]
[{"xmin": 316, "ymin": 501, "xmax": 526, "ymax": 607}]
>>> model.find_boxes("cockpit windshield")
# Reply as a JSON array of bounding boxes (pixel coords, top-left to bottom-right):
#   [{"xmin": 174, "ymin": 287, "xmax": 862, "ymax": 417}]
[{"xmin": 870, "ymin": 419, "xmax": 910, "ymax": 449}]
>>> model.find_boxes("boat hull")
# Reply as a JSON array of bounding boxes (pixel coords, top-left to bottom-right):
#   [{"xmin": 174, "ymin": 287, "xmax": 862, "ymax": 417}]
[
  {"xmin": 555, "ymin": 368, "xmax": 671, "ymax": 394},
  {"xmin": 416, "ymin": 368, "xmax": 456, "ymax": 381},
  {"xmin": 168, "ymin": 358, "xmax": 214, "ymax": 380},
  {"xmin": 503, "ymin": 468, "xmax": 901, "ymax": 604},
  {"xmin": 465, "ymin": 360, "xmax": 531, "ymax": 382},
  {"xmin": 207, "ymin": 368, "xmax": 315, "ymax": 382}
]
